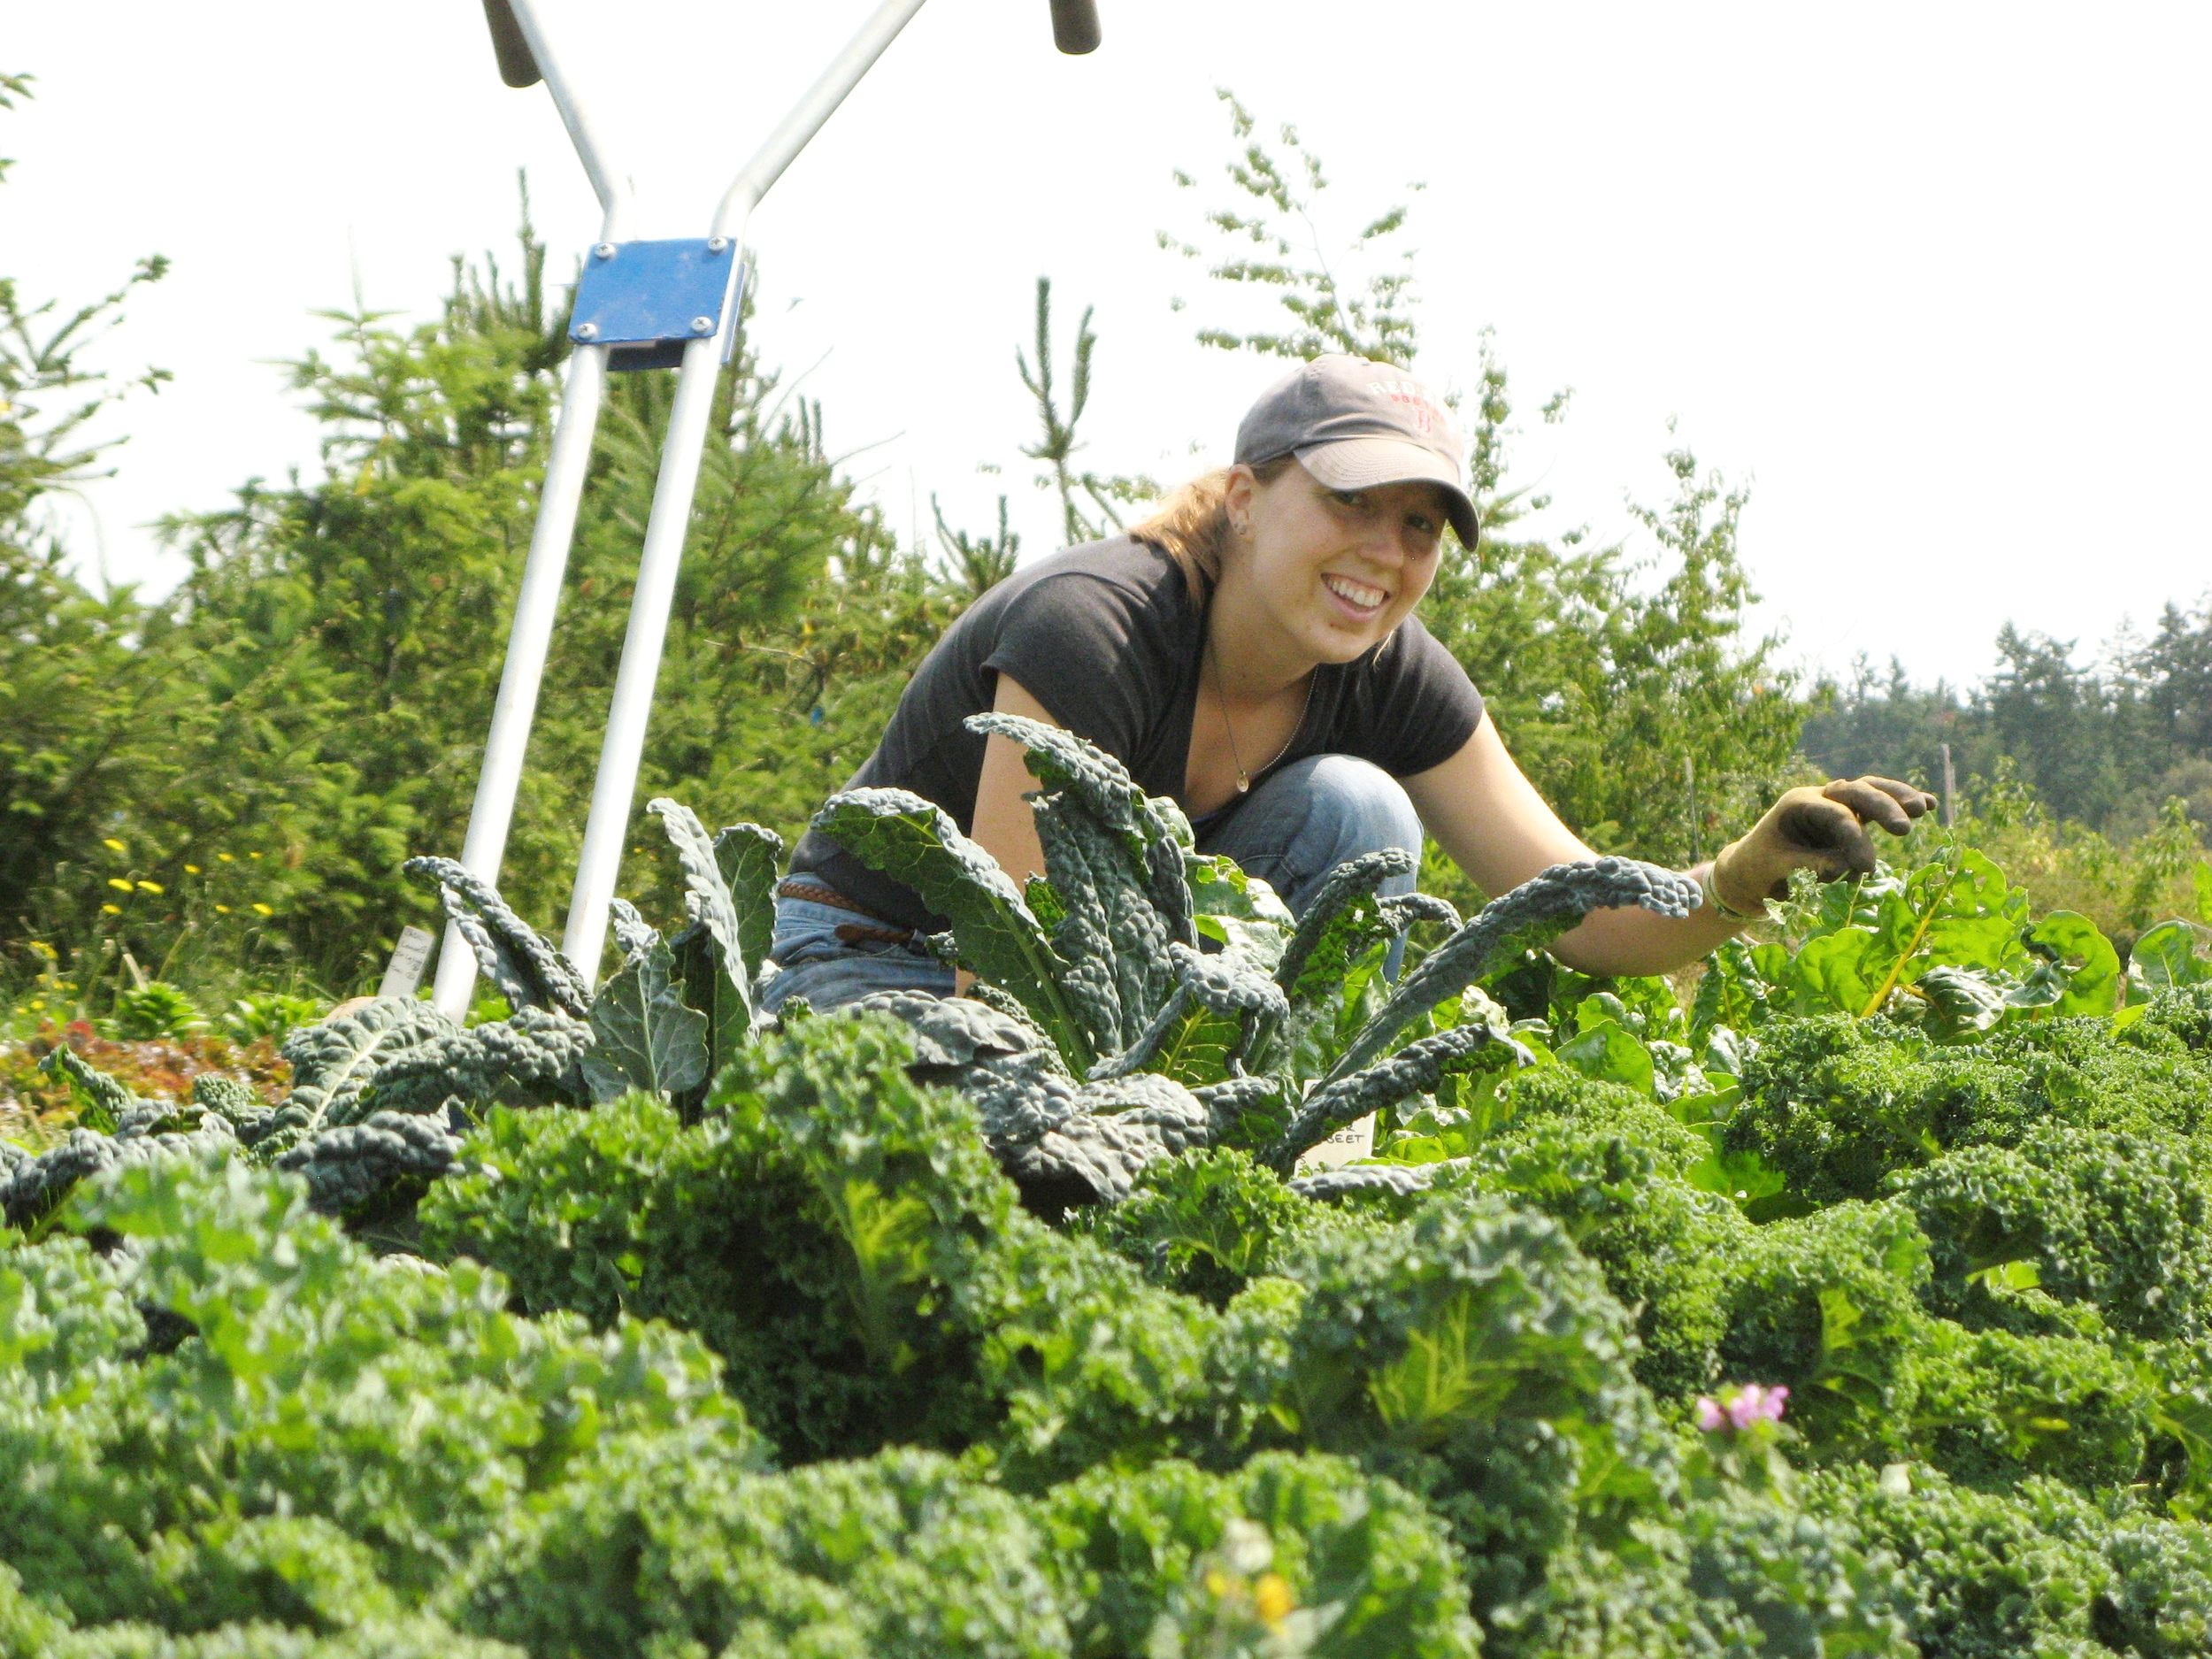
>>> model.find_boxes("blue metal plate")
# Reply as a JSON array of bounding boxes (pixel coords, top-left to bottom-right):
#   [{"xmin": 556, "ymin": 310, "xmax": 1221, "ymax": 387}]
[{"xmin": 569, "ymin": 238, "xmax": 736, "ymax": 349}]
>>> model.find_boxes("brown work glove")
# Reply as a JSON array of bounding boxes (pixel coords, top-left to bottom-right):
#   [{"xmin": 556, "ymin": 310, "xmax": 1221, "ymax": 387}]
[{"xmin": 1709, "ymin": 776, "xmax": 1938, "ymax": 916}]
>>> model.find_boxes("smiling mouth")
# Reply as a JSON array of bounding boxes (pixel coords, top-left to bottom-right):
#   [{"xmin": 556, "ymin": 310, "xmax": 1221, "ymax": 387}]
[{"xmin": 1322, "ymin": 572, "xmax": 1388, "ymax": 617}]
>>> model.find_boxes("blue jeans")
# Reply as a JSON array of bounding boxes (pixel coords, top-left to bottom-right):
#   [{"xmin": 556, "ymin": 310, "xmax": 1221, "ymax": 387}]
[{"xmin": 760, "ymin": 753, "xmax": 1424, "ymax": 1014}]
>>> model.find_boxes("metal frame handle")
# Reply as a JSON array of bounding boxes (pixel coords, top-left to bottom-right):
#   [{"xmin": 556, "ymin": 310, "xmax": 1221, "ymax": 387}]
[{"xmin": 440, "ymin": 0, "xmax": 1102, "ymax": 1012}]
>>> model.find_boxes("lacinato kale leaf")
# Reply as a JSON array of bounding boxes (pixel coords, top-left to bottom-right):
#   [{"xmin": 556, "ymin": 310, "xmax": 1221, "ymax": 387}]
[{"xmin": 812, "ymin": 786, "xmax": 1090, "ymax": 1071}]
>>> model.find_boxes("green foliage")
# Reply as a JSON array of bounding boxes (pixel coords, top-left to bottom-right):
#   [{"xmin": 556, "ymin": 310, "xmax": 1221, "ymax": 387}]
[
  {"xmin": 453, "ymin": 1444, "xmax": 1066, "ymax": 1659},
  {"xmin": 1265, "ymin": 1196, "xmax": 1675, "ymax": 1634},
  {"xmin": 1162, "ymin": 90, "xmax": 1423, "ymax": 365},
  {"xmin": 1716, "ymin": 1202, "xmax": 1930, "ymax": 1460},
  {"xmin": 1801, "ymin": 1464, "xmax": 2202, "ymax": 1659},
  {"xmin": 1071, "ymin": 1146, "xmax": 1349, "ymax": 1307},
  {"xmin": 1041, "ymin": 1452, "xmax": 1480, "ymax": 1658},
  {"xmin": 0, "ymin": 1156, "xmax": 748, "ymax": 1650},
  {"xmin": 1014, "ymin": 277, "xmax": 1156, "ymax": 547}
]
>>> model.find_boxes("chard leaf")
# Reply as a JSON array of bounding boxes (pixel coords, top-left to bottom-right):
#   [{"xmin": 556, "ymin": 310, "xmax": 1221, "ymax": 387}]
[
  {"xmin": 2131, "ymin": 920, "xmax": 2212, "ymax": 995},
  {"xmin": 584, "ymin": 900, "xmax": 710, "ymax": 1102},
  {"xmin": 1787, "ymin": 927, "xmax": 1882, "ymax": 1017},
  {"xmin": 2027, "ymin": 910, "xmax": 2123, "ymax": 1017},
  {"xmin": 812, "ymin": 786, "xmax": 1090, "ymax": 1073},
  {"xmin": 1554, "ymin": 1018, "xmax": 1655, "ymax": 1095},
  {"xmin": 1915, "ymin": 964, "xmax": 2012, "ymax": 1039},
  {"xmin": 403, "ymin": 856, "xmax": 591, "ymax": 1018}
]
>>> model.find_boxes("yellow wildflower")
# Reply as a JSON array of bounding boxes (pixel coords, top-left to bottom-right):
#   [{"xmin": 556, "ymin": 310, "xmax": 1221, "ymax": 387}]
[
  {"xmin": 184, "ymin": 864, "xmax": 202, "ymax": 875},
  {"xmin": 106, "ymin": 879, "xmax": 133, "ymax": 893},
  {"xmin": 103, "ymin": 839, "xmax": 127, "ymax": 853},
  {"xmin": 217, "ymin": 853, "xmax": 235, "ymax": 864},
  {"xmin": 135, "ymin": 880, "xmax": 164, "ymax": 895},
  {"xmin": 101, "ymin": 904, "xmax": 121, "ymax": 915},
  {"xmin": 1254, "ymin": 1574, "xmax": 1294, "ymax": 1629},
  {"xmin": 251, "ymin": 903, "xmax": 273, "ymax": 916},
  {"xmin": 214, "ymin": 905, "xmax": 232, "ymax": 915}
]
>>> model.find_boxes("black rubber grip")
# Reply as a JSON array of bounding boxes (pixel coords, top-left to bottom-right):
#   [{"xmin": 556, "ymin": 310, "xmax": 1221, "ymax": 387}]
[
  {"xmin": 1049, "ymin": 0, "xmax": 1101, "ymax": 54},
  {"xmin": 480, "ymin": 0, "xmax": 543, "ymax": 88}
]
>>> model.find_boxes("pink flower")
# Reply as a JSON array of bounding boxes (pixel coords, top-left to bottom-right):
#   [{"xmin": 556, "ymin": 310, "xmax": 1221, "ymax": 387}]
[
  {"xmin": 1725, "ymin": 1383, "xmax": 1789, "ymax": 1429},
  {"xmin": 1699, "ymin": 1384, "xmax": 1789, "ymax": 1433}
]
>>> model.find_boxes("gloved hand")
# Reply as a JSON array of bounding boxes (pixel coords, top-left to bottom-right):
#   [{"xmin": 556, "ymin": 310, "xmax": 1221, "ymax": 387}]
[{"xmin": 1709, "ymin": 776, "xmax": 1938, "ymax": 916}]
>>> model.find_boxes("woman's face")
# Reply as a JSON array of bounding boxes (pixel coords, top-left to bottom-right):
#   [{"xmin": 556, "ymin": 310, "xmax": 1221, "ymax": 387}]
[{"xmin": 1226, "ymin": 460, "xmax": 1450, "ymax": 665}]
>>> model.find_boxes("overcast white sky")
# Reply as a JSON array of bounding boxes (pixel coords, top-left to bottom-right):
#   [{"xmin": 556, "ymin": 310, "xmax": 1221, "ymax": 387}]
[{"xmin": 9, "ymin": 2, "xmax": 2208, "ymax": 691}]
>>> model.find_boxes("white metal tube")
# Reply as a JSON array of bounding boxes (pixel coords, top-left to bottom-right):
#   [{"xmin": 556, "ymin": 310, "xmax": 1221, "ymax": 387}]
[
  {"xmin": 432, "ymin": 0, "xmax": 632, "ymax": 1015},
  {"xmin": 433, "ymin": 341, "xmax": 611, "ymax": 1017},
  {"xmin": 559, "ymin": 333, "xmax": 725, "ymax": 980},
  {"xmin": 558, "ymin": 0, "xmax": 931, "ymax": 985},
  {"xmin": 712, "ymin": 0, "xmax": 928, "ymax": 238},
  {"xmin": 505, "ymin": 0, "xmax": 629, "ymax": 230}
]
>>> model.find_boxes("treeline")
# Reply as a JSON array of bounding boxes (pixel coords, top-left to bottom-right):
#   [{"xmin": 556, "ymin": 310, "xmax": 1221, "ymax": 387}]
[{"xmin": 1802, "ymin": 614, "xmax": 2212, "ymax": 839}]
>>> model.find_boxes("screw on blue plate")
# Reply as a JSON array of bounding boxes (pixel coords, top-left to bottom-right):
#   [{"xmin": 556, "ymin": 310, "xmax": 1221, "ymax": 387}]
[{"xmin": 569, "ymin": 239, "xmax": 742, "ymax": 372}]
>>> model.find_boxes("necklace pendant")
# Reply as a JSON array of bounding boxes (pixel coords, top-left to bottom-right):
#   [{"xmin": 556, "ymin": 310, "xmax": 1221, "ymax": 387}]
[{"xmin": 1235, "ymin": 771, "xmax": 1250, "ymax": 795}]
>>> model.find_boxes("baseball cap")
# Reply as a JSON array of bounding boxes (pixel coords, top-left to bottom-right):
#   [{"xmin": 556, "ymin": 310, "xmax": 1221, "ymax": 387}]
[{"xmin": 1233, "ymin": 355, "xmax": 1479, "ymax": 548}]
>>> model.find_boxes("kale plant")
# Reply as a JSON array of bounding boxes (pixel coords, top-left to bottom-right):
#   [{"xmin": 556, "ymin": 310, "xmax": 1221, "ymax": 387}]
[
  {"xmin": 5, "ymin": 798, "xmax": 785, "ymax": 1227},
  {"xmin": 812, "ymin": 714, "xmax": 1698, "ymax": 1202}
]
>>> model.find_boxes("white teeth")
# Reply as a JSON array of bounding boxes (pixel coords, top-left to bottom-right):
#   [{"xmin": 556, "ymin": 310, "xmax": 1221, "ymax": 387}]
[{"xmin": 1325, "ymin": 573, "xmax": 1386, "ymax": 610}]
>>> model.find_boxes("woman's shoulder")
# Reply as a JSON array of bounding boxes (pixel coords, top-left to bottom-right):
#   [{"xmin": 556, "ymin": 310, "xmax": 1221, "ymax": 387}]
[
  {"xmin": 977, "ymin": 534, "xmax": 1195, "ymax": 638},
  {"xmin": 1001, "ymin": 534, "xmax": 1187, "ymax": 603}
]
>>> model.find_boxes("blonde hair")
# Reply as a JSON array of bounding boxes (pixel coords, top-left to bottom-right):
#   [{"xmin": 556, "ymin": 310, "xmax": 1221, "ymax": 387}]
[{"xmin": 1129, "ymin": 457, "xmax": 1296, "ymax": 599}]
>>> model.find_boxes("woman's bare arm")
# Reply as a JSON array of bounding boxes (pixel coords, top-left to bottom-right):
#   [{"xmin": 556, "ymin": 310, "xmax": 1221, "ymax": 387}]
[
  {"xmin": 1402, "ymin": 714, "xmax": 1745, "ymax": 976},
  {"xmin": 969, "ymin": 674, "xmax": 1058, "ymax": 887}
]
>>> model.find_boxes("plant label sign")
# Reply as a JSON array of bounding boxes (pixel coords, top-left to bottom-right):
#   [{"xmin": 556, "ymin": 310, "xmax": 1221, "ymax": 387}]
[
  {"xmin": 378, "ymin": 926, "xmax": 438, "ymax": 1000},
  {"xmin": 1294, "ymin": 1110, "xmax": 1376, "ymax": 1171}
]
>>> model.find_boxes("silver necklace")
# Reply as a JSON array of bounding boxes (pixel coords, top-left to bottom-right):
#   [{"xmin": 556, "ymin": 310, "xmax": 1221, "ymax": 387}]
[{"xmin": 1209, "ymin": 639, "xmax": 1315, "ymax": 795}]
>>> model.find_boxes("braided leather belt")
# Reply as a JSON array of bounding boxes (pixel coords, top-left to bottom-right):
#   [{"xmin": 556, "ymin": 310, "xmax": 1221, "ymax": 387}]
[{"xmin": 774, "ymin": 879, "xmax": 918, "ymax": 947}]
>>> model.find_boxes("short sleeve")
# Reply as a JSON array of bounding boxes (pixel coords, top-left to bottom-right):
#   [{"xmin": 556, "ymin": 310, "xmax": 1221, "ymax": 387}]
[
  {"xmin": 979, "ymin": 572, "xmax": 1166, "ymax": 765},
  {"xmin": 1355, "ymin": 617, "xmax": 1486, "ymax": 777}
]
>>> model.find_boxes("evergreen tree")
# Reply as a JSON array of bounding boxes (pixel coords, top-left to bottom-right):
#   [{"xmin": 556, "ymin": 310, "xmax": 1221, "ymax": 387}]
[{"xmin": 0, "ymin": 70, "xmax": 190, "ymax": 987}]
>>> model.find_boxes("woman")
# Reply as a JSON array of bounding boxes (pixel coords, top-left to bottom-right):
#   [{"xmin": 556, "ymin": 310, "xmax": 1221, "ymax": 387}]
[{"xmin": 765, "ymin": 355, "xmax": 1930, "ymax": 1012}]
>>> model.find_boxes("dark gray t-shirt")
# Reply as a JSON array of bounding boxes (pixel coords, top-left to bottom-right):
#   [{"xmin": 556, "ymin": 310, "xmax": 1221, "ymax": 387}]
[{"xmin": 787, "ymin": 535, "xmax": 1486, "ymax": 931}]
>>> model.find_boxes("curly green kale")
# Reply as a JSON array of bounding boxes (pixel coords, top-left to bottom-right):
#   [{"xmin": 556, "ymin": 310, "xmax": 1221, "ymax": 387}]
[
  {"xmin": 423, "ymin": 1016, "xmax": 1224, "ymax": 1475},
  {"xmin": 1041, "ymin": 1451, "xmax": 1480, "ymax": 1659},
  {"xmin": 1801, "ymin": 1465, "xmax": 2141, "ymax": 1659},
  {"xmin": 1894, "ymin": 1124, "xmax": 2212, "ymax": 1343},
  {"xmin": 1266, "ymin": 1195, "xmax": 1677, "ymax": 1636},
  {"xmin": 0, "ymin": 1157, "xmax": 749, "ymax": 1648},
  {"xmin": 1731, "ymin": 1011, "xmax": 2212, "ymax": 1206},
  {"xmin": 1904, "ymin": 1317, "xmax": 2156, "ymax": 1491},
  {"xmin": 453, "ymin": 1444, "xmax": 1066, "ymax": 1659},
  {"xmin": 1717, "ymin": 1200, "xmax": 1931, "ymax": 1461},
  {"xmin": 1071, "ymin": 1146, "xmax": 1369, "ymax": 1308}
]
